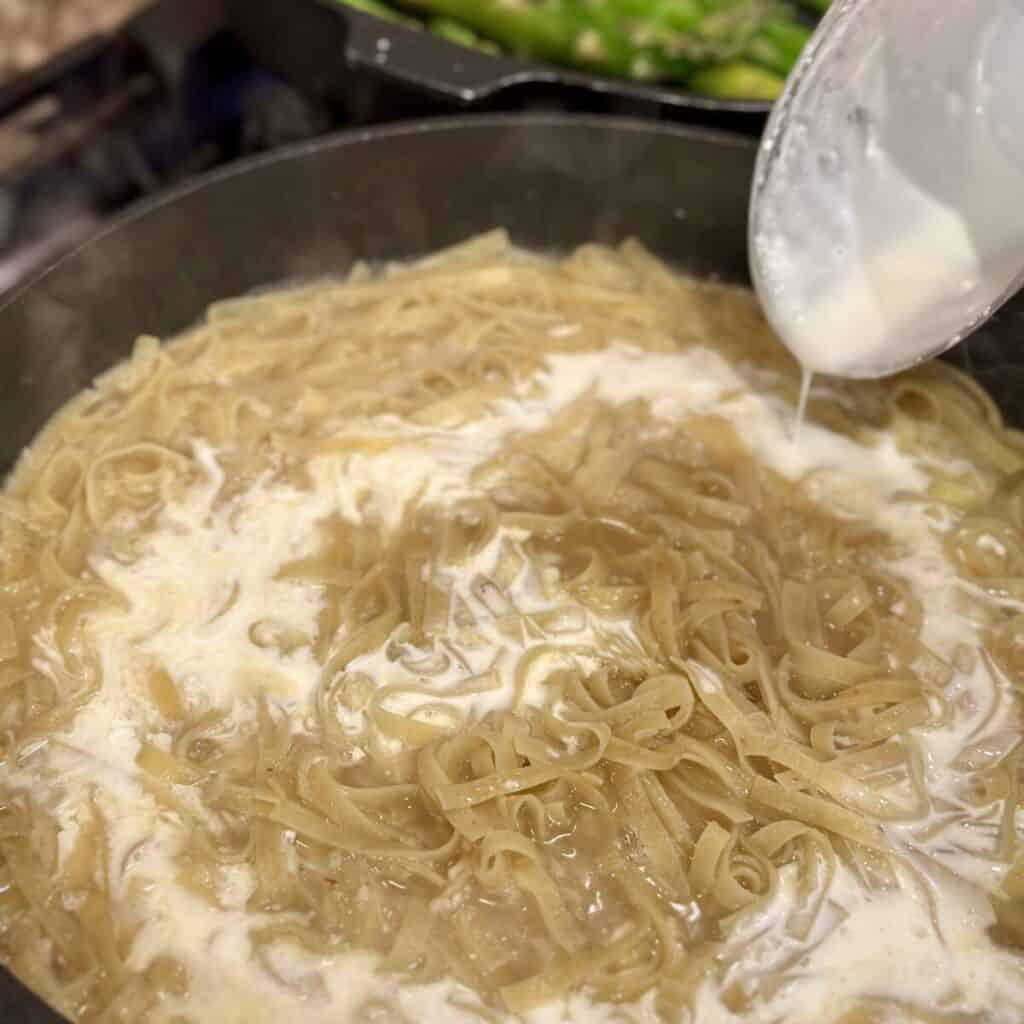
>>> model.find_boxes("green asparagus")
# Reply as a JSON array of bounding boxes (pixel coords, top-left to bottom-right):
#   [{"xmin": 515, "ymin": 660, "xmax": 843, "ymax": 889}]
[
  {"xmin": 427, "ymin": 17, "xmax": 501, "ymax": 54},
  {"xmin": 336, "ymin": 0, "xmax": 824, "ymax": 100},
  {"xmin": 689, "ymin": 59, "xmax": 785, "ymax": 99},
  {"xmin": 336, "ymin": 0, "xmax": 499, "ymax": 54},
  {"xmin": 742, "ymin": 16, "xmax": 811, "ymax": 76},
  {"xmin": 338, "ymin": 0, "xmax": 417, "ymax": 26}
]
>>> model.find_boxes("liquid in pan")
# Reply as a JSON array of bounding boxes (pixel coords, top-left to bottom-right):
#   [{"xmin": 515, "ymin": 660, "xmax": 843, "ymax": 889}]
[{"xmin": 1, "ymin": 232, "xmax": 1023, "ymax": 1024}]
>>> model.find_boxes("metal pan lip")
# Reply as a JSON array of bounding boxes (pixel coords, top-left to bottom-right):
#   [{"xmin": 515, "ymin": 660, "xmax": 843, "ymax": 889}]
[{"xmin": 0, "ymin": 111, "xmax": 757, "ymax": 315}]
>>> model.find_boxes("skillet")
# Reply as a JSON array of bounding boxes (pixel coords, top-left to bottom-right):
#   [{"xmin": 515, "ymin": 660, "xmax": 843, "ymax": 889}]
[{"xmin": 1, "ymin": 113, "xmax": 1023, "ymax": 1023}]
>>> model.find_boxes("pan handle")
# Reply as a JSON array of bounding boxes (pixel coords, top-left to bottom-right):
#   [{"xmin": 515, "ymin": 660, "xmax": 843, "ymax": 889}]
[
  {"xmin": 225, "ymin": 0, "xmax": 770, "ymax": 127},
  {"xmin": 336, "ymin": 1, "xmax": 553, "ymax": 102},
  {"xmin": 226, "ymin": 0, "xmax": 553, "ymax": 108}
]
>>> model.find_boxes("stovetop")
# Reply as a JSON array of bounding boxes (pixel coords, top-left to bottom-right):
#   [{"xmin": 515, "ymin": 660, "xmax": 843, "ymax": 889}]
[{"xmin": 0, "ymin": 0, "xmax": 336, "ymax": 299}]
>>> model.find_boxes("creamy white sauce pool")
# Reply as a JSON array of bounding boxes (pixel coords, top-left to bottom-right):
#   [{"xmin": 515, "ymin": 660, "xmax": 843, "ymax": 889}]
[{"xmin": 13, "ymin": 342, "xmax": 1024, "ymax": 1023}]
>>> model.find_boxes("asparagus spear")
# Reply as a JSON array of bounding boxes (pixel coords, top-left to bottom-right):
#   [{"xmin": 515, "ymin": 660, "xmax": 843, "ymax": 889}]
[
  {"xmin": 343, "ymin": 0, "xmax": 815, "ymax": 96},
  {"xmin": 337, "ymin": 0, "xmax": 499, "ymax": 54},
  {"xmin": 742, "ymin": 16, "xmax": 811, "ymax": 76},
  {"xmin": 338, "ymin": 0, "xmax": 418, "ymax": 25},
  {"xmin": 689, "ymin": 59, "xmax": 785, "ymax": 98},
  {"xmin": 427, "ymin": 16, "xmax": 501, "ymax": 54},
  {"xmin": 393, "ymin": 0, "xmax": 805, "ymax": 81}
]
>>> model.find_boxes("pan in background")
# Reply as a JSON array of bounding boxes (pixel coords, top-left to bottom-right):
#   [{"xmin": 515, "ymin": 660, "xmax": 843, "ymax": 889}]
[
  {"xmin": 1, "ymin": 113, "xmax": 1024, "ymax": 1024},
  {"xmin": 224, "ymin": 0, "xmax": 774, "ymax": 132}
]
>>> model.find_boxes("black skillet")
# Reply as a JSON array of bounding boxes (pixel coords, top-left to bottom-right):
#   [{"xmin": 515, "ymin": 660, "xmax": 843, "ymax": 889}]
[{"xmin": 2, "ymin": 114, "xmax": 1024, "ymax": 1023}]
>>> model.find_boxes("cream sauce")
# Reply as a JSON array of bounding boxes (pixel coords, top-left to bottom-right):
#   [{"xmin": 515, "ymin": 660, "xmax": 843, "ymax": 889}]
[{"xmin": 755, "ymin": 170, "xmax": 982, "ymax": 377}]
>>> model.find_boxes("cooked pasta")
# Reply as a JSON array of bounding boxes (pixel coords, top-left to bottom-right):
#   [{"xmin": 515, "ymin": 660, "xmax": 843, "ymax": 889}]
[{"xmin": 1, "ymin": 232, "xmax": 1023, "ymax": 1024}]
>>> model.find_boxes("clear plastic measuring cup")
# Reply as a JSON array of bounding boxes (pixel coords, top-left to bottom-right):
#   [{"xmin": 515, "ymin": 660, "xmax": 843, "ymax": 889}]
[{"xmin": 749, "ymin": 0, "xmax": 1024, "ymax": 379}]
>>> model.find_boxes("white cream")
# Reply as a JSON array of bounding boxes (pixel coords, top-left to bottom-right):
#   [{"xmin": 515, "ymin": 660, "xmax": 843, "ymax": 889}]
[
  {"xmin": 755, "ymin": 162, "xmax": 982, "ymax": 377},
  {"xmin": 542, "ymin": 343, "xmax": 927, "ymax": 502},
  {"xmin": 751, "ymin": 0, "xmax": 1024, "ymax": 380},
  {"xmin": 84, "ymin": 453, "xmax": 329, "ymax": 717},
  {"xmin": 694, "ymin": 860, "xmax": 1024, "ymax": 1024},
  {"xmin": 344, "ymin": 522, "xmax": 643, "ymax": 727}
]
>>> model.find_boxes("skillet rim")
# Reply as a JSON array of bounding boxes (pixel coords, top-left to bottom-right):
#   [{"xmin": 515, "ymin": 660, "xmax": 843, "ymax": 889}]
[{"xmin": 0, "ymin": 112, "xmax": 757, "ymax": 316}]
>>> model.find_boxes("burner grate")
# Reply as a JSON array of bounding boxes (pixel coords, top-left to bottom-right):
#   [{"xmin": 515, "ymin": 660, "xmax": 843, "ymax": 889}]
[{"xmin": 0, "ymin": 0, "xmax": 332, "ymax": 298}]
